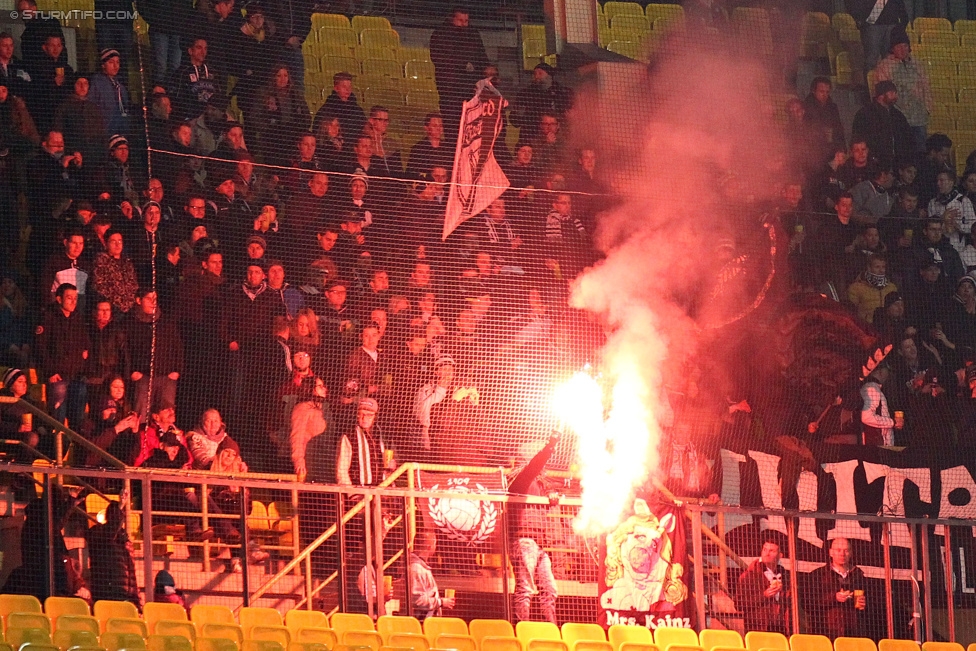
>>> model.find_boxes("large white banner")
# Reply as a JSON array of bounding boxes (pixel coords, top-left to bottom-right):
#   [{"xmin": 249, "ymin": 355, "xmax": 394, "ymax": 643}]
[{"xmin": 443, "ymin": 80, "xmax": 510, "ymax": 240}]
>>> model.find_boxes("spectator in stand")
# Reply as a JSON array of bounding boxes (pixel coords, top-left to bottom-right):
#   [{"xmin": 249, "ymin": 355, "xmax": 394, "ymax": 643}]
[
  {"xmin": 314, "ymin": 72, "xmax": 366, "ymax": 141},
  {"xmin": 737, "ymin": 537, "xmax": 790, "ymax": 634},
  {"xmin": 125, "ymin": 288, "xmax": 183, "ymax": 421},
  {"xmin": 229, "ymin": 3, "xmax": 275, "ymax": 120},
  {"xmin": 0, "ymin": 32, "xmax": 32, "ymax": 99},
  {"xmin": 136, "ymin": 0, "xmax": 193, "ymax": 84},
  {"xmin": 943, "ymin": 275, "xmax": 976, "ymax": 354},
  {"xmin": 812, "ymin": 147, "xmax": 848, "ymax": 211},
  {"xmin": 531, "ymin": 113, "xmax": 567, "ymax": 176},
  {"xmin": 916, "ymin": 134, "xmax": 953, "ymax": 209},
  {"xmin": 91, "ymin": 229, "xmax": 138, "ymax": 314},
  {"xmin": 874, "ymin": 26, "xmax": 932, "ymax": 154},
  {"xmin": 314, "ymin": 112, "xmax": 345, "ymax": 170},
  {"xmin": 16, "ymin": 0, "xmax": 65, "ymax": 70},
  {"xmin": 410, "ymin": 531, "xmax": 455, "ymax": 620},
  {"xmin": 85, "ymin": 500, "xmax": 140, "ymax": 607},
  {"xmin": 785, "ymin": 98, "xmax": 822, "ymax": 179},
  {"xmin": 261, "ymin": 0, "xmax": 314, "ymax": 96},
  {"xmin": 284, "ymin": 133, "xmax": 324, "ymax": 196},
  {"xmin": 283, "ymin": 172, "xmax": 331, "ymax": 265},
  {"xmin": 0, "ymin": 275, "xmax": 32, "ymax": 368},
  {"xmin": 848, "ymin": 254, "xmax": 897, "ymax": 324},
  {"xmin": 408, "ymin": 113, "xmax": 454, "ymax": 176},
  {"xmin": 26, "ymin": 131, "xmax": 84, "ymax": 277},
  {"xmin": 25, "ymin": 35, "xmax": 75, "ymax": 135},
  {"xmin": 252, "ymin": 66, "xmax": 310, "ymax": 166},
  {"xmin": 961, "ymin": 223, "xmax": 976, "ymax": 273},
  {"xmin": 566, "ymin": 148, "xmax": 608, "ymax": 234},
  {"xmin": 838, "ymin": 139, "xmax": 874, "ymax": 190},
  {"xmin": 86, "ymin": 300, "xmax": 129, "ymax": 410},
  {"xmin": 365, "ymin": 105, "xmax": 402, "ymax": 178},
  {"xmin": 811, "ymin": 192, "xmax": 858, "ymax": 291},
  {"xmin": 186, "ymin": 407, "xmax": 231, "ymax": 469},
  {"xmin": 129, "ymin": 396, "xmax": 183, "ymax": 467},
  {"xmin": 168, "ymin": 36, "xmax": 222, "ymax": 122},
  {"xmin": 545, "ymin": 192, "xmax": 587, "ymax": 275},
  {"xmin": 41, "ymin": 228, "xmax": 91, "ymax": 306},
  {"xmin": 343, "ymin": 322, "xmax": 385, "ymax": 405},
  {"xmin": 152, "ymin": 570, "xmax": 188, "ymax": 611},
  {"xmin": 128, "ymin": 201, "xmax": 165, "ymax": 288},
  {"xmin": 912, "ymin": 218, "xmax": 965, "ymax": 286},
  {"xmin": 861, "ymin": 360, "xmax": 899, "ymax": 446},
  {"xmin": 0, "ymin": 368, "xmax": 40, "ymax": 460},
  {"xmin": 511, "ymin": 63, "xmax": 574, "ymax": 144},
  {"xmin": 289, "ymin": 374, "xmax": 332, "ymax": 481},
  {"xmin": 96, "ymin": 135, "xmax": 141, "ymax": 206},
  {"xmin": 851, "ymin": 165, "xmax": 895, "ymax": 223},
  {"xmin": 509, "ymin": 434, "xmax": 559, "ymax": 624},
  {"xmin": 850, "ymin": 0, "xmax": 908, "ymax": 72},
  {"xmin": 802, "ymin": 77, "xmax": 846, "ymax": 161},
  {"xmin": 141, "ymin": 431, "xmax": 215, "ymax": 541},
  {"xmin": 37, "ymin": 284, "xmax": 90, "ymax": 431},
  {"xmin": 266, "ymin": 260, "xmax": 304, "ymax": 319},
  {"xmin": 905, "ymin": 257, "xmax": 952, "ymax": 332},
  {"xmin": 874, "ymin": 292, "xmax": 915, "ymax": 344},
  {"xmin": 412, "ymin": 354, "xmax": 456, "ymax": 457},
  {"xmin": 204, "ymin": 0, "xmax": 242, "ymax": 74},
  {"xmin": 808, "ymin": 538, "xmax": 867, "ymax": 638},
  {"xmin": 429, "ymin": 7, "xmax": 488, "ymax": 134},
  {"xmin": 928, "ymin": 171, "xmax": 976, "ymax": 232},
  {"xmin": 851, "ymin": 80, "xmax": 913, "ymax": 169},
  {"xmin": 206, "ymin": 436, "xmax": 267, "ymax": 572},
  {"xmin": 89, "ymin": 49, "xmax": 130, "ymax": 137},
  {"xmin": 214, "ymin": 121, "xmax": 249, "ymax": 160}
]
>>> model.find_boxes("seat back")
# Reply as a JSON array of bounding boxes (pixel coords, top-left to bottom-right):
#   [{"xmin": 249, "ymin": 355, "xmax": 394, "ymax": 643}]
[
  {"xmin": 922, "ymin": 643, "xmax": 964, "ymax": 651},
  {"xmin": 470, "ymin": 621, "xmax": 515, "ymax": 647},
  {"xmin": 201, "ymin": 624, "xmax": 244, "ymax": 646},
  {"xmin": 482, "ymin": 639, "xmax": 523, "ymax": 651},
  {"xmin": 45, "ymin": 598, "xmax": 91, "ymax": 622},
  {"xmin": 743, "ymin": 633, "xmax": 788, "ymax": 651},
  {"xmin": 295, "ymin": 630, "xmax": 337, "ymax": 648},
  {"xmin": 284, "ymin": 612, "xmax": 328, "ymax": 636},
  {"xmin": 835, "ymin": 639, "xmax": 877, "ymax": 651},
  {"xmin": 251, "ymin": 627, "xmax": 291, "ymax": 649},
  {"xmin": 609, "ymin": 626, "xmax": 653, "ymax": 651},
  {"xmin": 199, "ymin": 639, "xmax": 241, "ymax": 651},
  {"xmin": 94, "ymin": 603, "xmax": 140, "ymax": 632},
  {"xmin": 344, "ymin": 631, "xmax": 383, "ymax": 651},
  {"xmin": 243, "ymin": 641, "xmax": 284, "ymax": 651},
  {"xmin": 147, "ymin": 636, "xmax": 194, "ymax": 651},
  {"xmin": 561, "ymin": 624, "xmax": 605, "ymax": 649},
  {"xmin": 654, "ymin": 629, "xmax": 698, "ymax": 651},
  {"xmin": 191, "ymin": 607, "xmax": 236, "ymax": 630},
  {"xmin": 53, "ymin": 629, "xmax": 99, "ymax": 651},
  {"xmin": 9, "ymin": 613, "xmax": 52, "ymax": 633},
  {"xmin": 240, "ymin": 609, "xmax": 284, "ymax": 636},
  {"xmin": 0, "ymin": 595, "xmax": 43, "ymax": 619},
  {"xmin": 331, "ymin": 614, "xmax": 375, "ymax": 639},
  {"xmin": 18, "ymin": 644, "xmax": 59, "ymax": 651},
  {"xmin": 516, "ymin": 623, "xmax": 560, "ymax": 645},
  {"xmin": 423, "ymin": 619, "xmax": 467, "ymax": 647},
  {"xmin": 101, "ymin": 632, "xmax": 148, "ymax": 651},
  {"xmin": 378, "ymin": 618, "xmax": 423, "ymax": 642},
  {"xmin": 105, "ymin": 619, "xmax": 148, "ymax": 638},
  {"xmin": 154, "ymin": 622, "xmax": 196, "ymax": 644},
  {"xmin": 144, "ymin": 604, "xmax": 188, "ymax": 632},
  {"xmin": 432, "ymin": 635, "xmax": 476, "ymax": 651},
  {"xmin": 879, "ymin": 642, "xmax": 920, "ymax": 651},
  {"xmin": 699, "ymin": 632, "xmax": 743, "ymax": 651},
  {"xmin": 788, "ymin": 635, "xmax": 832, "ymax": 651},
  {"xmin": 7, "ymin": 628, "xmax": 54, "ymax": 648},
  {"xmin": 387, "ymin": 634, "xmax": 429, "ymax": 651},
  {"xmin": 55, "ymin": 616, "xmax": 101, "ymax": 637}
]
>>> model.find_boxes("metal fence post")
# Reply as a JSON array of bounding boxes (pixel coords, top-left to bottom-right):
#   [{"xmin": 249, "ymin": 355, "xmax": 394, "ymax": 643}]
[
  {"xmin": 373, "ymin": 493, "xmax": 386, "ymax": 616},
  {"xmin": 45, "ymin": 473, "xmax": 55, "ymax": 598},
  {"xmin": 882, "ymin": 522, "xmax": 894, "ymax": 639},
  {"xmin": 691, "ymin": 508, "xmax": 706, "ymax": 628},
  {"xmin": 240, "ymin": 486, "xmax": 251, "ymax": 607},
  {"xmin": 910, "ymin": 524, "xmax": 922, "ymax": 643},
  {"xmin": 943, "ymin": 525, "xmax": 955, "ymax": 642},
  {"xmin": 500, "ymin": 500, "xmax": 512, "ymax": 622},
  {"xmin": 141, "ymin": 477, "xmax": 154, "ymax": 603},
  {"xmin": 921, "ymin": 522, "xmax": 933, "ymax": 642},
  {"xmin": 786, "ymin": 517, "xmax": 800, "ymax": 635},
  {"xmin": 403, "ymin": 495, "xmax": 413, "ymax": 618},
  {"xmin": 337, "ymin": 492, "xmax": 348, "ymax": 613}
]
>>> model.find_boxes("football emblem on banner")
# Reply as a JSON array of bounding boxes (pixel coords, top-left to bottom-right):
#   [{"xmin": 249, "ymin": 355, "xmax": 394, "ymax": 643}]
[{"xmin": 427, "ymin": 479, "xmax": 498, "ymax": 546}]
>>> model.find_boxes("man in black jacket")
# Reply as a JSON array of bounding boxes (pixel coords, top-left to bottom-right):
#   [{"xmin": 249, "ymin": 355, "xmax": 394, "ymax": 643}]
[
  {"xmin": 124, "ymin": 288, "xmax": 183, "ymax": 422},
  {"xmin": 802, "ymin": 77, "xmax": 846, "ymax": 162},
  {"xmin": 313, "ymin": 72, "xmax": 367, "ymax": 140},
  {"xmin": 847, "ymin": 0, "xmax": 907, "ymax": 73},
  {"xmin": 851, "ymin": 80, "xmax": 914, "ymax": 169},
  {"xmin": 168, "ymin": 37, "xmax": 222, "ymax": 122},
  {"xmin": 807, "ymin": 537, "xmax": 867, "ymax": 638},
  {"xmin": 36, "ymin": 283, "xmax": 91, "ymax": 431},
  {"xmin": 508, "ymin": 433, "xmax": 559, "ymax": 624},
  {"xmin": 429, "ymin": 8, "xmax": 488, "ymax": 134},
  {"xmin": 738, "ymin": 538, "xmax": 791, "ymax": 634}
]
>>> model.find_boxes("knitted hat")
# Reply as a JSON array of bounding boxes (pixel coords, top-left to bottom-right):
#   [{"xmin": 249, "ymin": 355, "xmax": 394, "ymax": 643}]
[
  {"xmin": 159, "ymin": 431, "xmax": 182, "ymax": 447},
  {"xmin": 358, "ymin": 397, "xmax": 379, "ymax": 413},
  {"xmin": 889, "ymin": 26, "xmax": 910, "ymax": 50},
  {"xmin": 350, "ymin": 170, "xmax": 369, "ymax": 191},
  {"xmin": 2, "ymin": 368, "xmax": 25, "ymax": 389},
  {"xmin": 154, "ymin": 570, "xmax": 176, "ymax": 590},
  {"xmin": 247, "ymin": 235, "xmax": 267, "ymax": 249},
  {"xmin": 100, "ymin": 48, "xmax": 120, "ymax": 63},
  {"xmin": 435, "ymin": 355, "xmax": 455, "ymax": 368},
  {"xmin": 874, "ymin": 80, "xmax": 897, "ymax": 98},
  {"xmin": 884, "ymin": 292, "xmax": 904, "ymax": 308},
  {"xmin": 216, "ymin": 436, "xmax": 241, "ymax": 456},
  {"xmin": 108, "ymin": 134, "xmax": 128, "ymax": 150},
  {"xmin": 534, "ymin": 62, "xmax": 556, "ymax": 76}
]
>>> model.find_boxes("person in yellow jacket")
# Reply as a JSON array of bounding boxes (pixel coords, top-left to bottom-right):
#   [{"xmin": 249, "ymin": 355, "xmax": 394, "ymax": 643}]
[{"xmin": 848, "ymin": 254, "xmax": 898, "ymax": 323}]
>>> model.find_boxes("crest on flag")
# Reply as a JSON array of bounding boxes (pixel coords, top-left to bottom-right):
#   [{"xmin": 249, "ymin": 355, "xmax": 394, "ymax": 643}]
[{"xmin": 443, "ymin": 79, "xmax": 510, "ymax": 240}]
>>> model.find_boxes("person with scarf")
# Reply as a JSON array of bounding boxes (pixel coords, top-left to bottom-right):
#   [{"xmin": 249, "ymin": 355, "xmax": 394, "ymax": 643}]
[
  {"xmin": 252, "ymin": 65, "xmax": 309, "ymax": 167},
  {"xmin": 88, "ymin": 49, "xmax": 129, "ymax": 137},
  {"xmin": 168, "ymin": 36, "xmax": 222, "ymax": 122},
  {"xmin": 928, "ymin": 171, "xmax": 976, "ymax": 233},
  {"xmin": 848, "ymin": 254, "xmax": 898, "ymax": 323}
]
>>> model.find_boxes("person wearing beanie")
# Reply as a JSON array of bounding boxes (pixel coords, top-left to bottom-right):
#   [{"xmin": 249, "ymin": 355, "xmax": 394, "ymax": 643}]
[
  {"xmin": 85, "ymin": 500, "xmax": 140, "ymax": 607},
  {"xmin": 511, "ymin": 62, "xmax": 574, "ymax": 144},
  {"xmin": 89, "ymin": 48, "xmax": 130, "ymax": 136},
  {"xmin": 943, "ymin": 275, "xmax": 976, "ymax": 354},
  {"xmin": 0, "ymin": 368, "xmax": 41, "ymax": 461},
  {"xmin": 153, "ymin": 570, "xmax": 188, "ymax": 612},
  {"xmin": 874, "ymin": 25, "xmax": 933, "ymax": 155},
  {"xmin": 851, "ymin": 80, "xmax": 913, "ymax": 170}
]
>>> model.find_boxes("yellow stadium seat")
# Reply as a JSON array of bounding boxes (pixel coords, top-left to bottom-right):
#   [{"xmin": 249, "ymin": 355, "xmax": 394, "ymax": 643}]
[
  {"xmin": 523, "ymin": 38, "xmax": 548, "ymax": 65},
  {"xmin": 957, "ymin": 113, "xmax": 976, "ymax": 130},
  {"xmin": 608, "ymin": 626, "xmax": 655, "ymax": 651},
  {"xmin": 355, "ymin": 45, "xmax": 398, "ymax": 62},
  {"xmin": 920, "ymin": 31, "xmax": 961, "ymax": 48},
  {"xmin": 915, "ymin": 17, "xmax": 953, "ymax": 32},
  {"xmin": 191, "ymin": 607, "xmax": 235, "ymax": 630},
  {"xmin": 105, "ymin": 619, "xmax": 148, "ymax": 638},
  {"xmin": 352, "ymin": 16, "xmax": 392, "ymax": 32},
  {"xmin": 610, "ymin": 14, "xmax": 648, "ymax": 32},
  {"xmin": 323, "ymin": 56, "xmax": 360, "ymax": 77},
  {"xmin": 143, "ymin": 605, "xmax": 188, "ymax": 634},
  {"xmin": 482, "ymin": 641, "xmax": 522, "ymax": 651},
  {"xmin": 0, "ymin": 595, "xmax": 44, "ymax": 619},
  {"xmin": 284, "ymin": 613, "xmax": 327, "ymax": 636},
  {"xmin": 469, "ymin": 620, "xmax": 513, "ymax": 642},
  {"xmin": 922, "ymin": 644, "xmax": 964, "ymax": 651},
  {"xmin": 378, "ymin": 617, "xmax": 423, "ymax": 642},
  {"xmin": 950, "ymin": 47, "xmax": 976, "ymax": 61},
  {"xmin": 732, "ymin": 7, "xmax": 773, "ymax": 57},
  {"xmin": 312, "ymin": 13, "xmax": 351, "ymax": 30},
  {"xmin": 53, "ymin": 629, "xmax": 99, "ymax": 651},
  {"xmin": 405, "ymin": 60, "xmax": 436, "ymax": 80},
  {"xmin": 698, "ymin": 632, "xmax": 743, "ymax": 651},
  {"xmin": 364, "ymin": 87, "xmax": 405, "ymax": 109},
  {"xmin": 290, "ymin": 644, "xmax": 329, "ymax": 651},
  {"xmin": 293, "ymin": 630, "xmax": 336, "ymax": 648},
  {"xmin": 9, "ymin": 613, "xmax": 53, "ymax": 632},
  {"xmin": 878, "ymin": 642, "xmax": 920, "ymax": 651},
  {"xmin": 344, "ymin": 632, "xmax": 383, "ymax": 651},
  {"xmin": 202, "ymin": 625, "xmax": 244, "ymax": 647},
  {"xmin": 832, "ymin": 12, "xmax": 857, "ymax": 33},
  {"xmin": 361, "ymin": 58, "xmax": 404, "ymax": 78},
  {"xmin": 331, "ymin": 614, "xmax": 374, "ymax": 637},
  {"xmin": 515, "ymin": 623, "xmax": 560, "ymax": 644},
  {"xmin": 561, "ymin": 624, "xmax": 606, "ymax": 649},
  {"xmin": 319, "ymin": 28, "xmax": 359, "ymax": 49},
  {"xmin": 604, "ymin": 2, "xmax": 643, "ymax": 19},
  {"xmin": 387, "ymin": 635, "xmax": 428, "ymax": 651},
  {"xmin": 835, "ymin": 639, "xmax": 877, "ymax": 651},
  {"xmin": 147, "ymin": 636, "xmax": 194, "ymax": 651},
  {"xmin": 744, "ymin": 633, "xmax": 787, "ymax": 651},
  {"xmin": 654, "ymin": 630, "xmax": 699, "ymax": 651},
  {"xmin": 664, "ymin": 646, "xmax": 700, "ymax": 651},
  {"xmin": 0, "ymin": 644, "xmax": 10, "ymax": 651},
  {"xmin": 153, "ymin": 623, "xmax": 195, "ymax": 645},
  {"xmin": 45, "ymin": 598, "xmax": 91, "ymax": 622},
  {"xmin": 956, "ymin": 19, "xmax": 976, "ymax": 36},
  {"xmin": 431, "ymin": 636, "xmax": 475, "ymax": 651},
  {"xmin": 959, "ymin": 87, "xmax": 976, "ymax": 103},
  {"xmin": 101, "ymin": 633, "xmax": 147, "ymax": 651},
  {"xmin": 55, "ymin": 616, "xmax": 100, "ymax": 637},
  {"xmin": 361, "ymin": 29, "xmax": 400, "ymax": 49},
  {"xmin": 523, "ymin": 24, "xmax": 546, "ymax": 41},
  {"xmin": 790, "ymin": 635, "xmax": 833, "ymax": 651},
  {"xmin": 199, "ymin": 639, "xmax": 240, "ymax": 651},
  {"xmin": 606, "ymin": 40, "xmax": 641, "ymax": 59},
  {"xmin": 93, "ymin": 602, "xmax": 139, "ymax": 633},
  {"xmin": 645, "ymin": 4, "xmax": 684, "ymax": 23},
  {"xmin": 422, "ymin": 619, "xmax": 466, "ymax": 648},
  {"xmin": 8, "ymin": 629, "xmax": 54, "ymax": 648},
  {"xmin": 249, "ymin": 630, "xmax": 291, "ymax": 649},
  {"xmin": 244, "ymin": 642, "xmax": 284, "ymax": 651},
  {"xmin": 802, "ymin": 12, "xmax": 831, "ymax": 58},
  {"xmin": 397, "ymin": 47, "xmax": 431, "ymax": 64},
  {"xmin": 18, "ymin": 644, "xmax": 59, "ymax": 651},
  {"xmin": 240, "ymin": 609, "xmax": 283, "ymax": 636}
]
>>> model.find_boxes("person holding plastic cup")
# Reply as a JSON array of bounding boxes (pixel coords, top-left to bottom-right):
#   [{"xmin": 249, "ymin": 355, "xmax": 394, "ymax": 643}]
[
  {"xmin": 809, "ymin": 537, "xmax": 867, "ymax": 638},
  {"xmin": 410, "ymin": 530, "xmax": 454, "ymax": 619}
]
